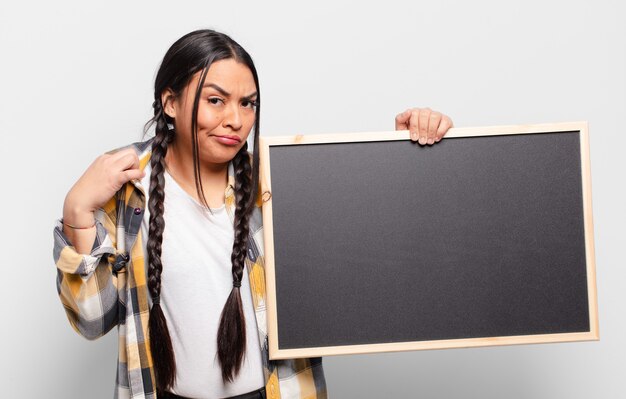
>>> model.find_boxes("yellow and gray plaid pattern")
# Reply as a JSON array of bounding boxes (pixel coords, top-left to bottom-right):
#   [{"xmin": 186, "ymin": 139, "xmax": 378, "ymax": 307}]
[{"xmin": 53, "ymin": 136, "xmax": 327, "ymax": 399}]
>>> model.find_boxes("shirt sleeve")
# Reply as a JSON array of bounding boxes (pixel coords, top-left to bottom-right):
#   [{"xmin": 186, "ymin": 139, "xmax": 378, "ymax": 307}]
[
  {"xmin": 52, "ymin": 213, "xmax": 120, "ymax": 340},
  {"xmin": 275, "ymin": 357, "xmax": 328, "ymax": 398}
]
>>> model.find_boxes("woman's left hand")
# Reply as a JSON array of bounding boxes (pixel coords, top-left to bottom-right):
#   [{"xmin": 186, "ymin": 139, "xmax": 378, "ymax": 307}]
[{"xmin": 395, "ymin": 107, "xmax": 454, "ymax": 145}]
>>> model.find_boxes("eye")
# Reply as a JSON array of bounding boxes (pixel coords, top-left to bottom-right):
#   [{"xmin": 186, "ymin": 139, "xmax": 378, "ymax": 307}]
[
  {"xmin": 208, "ymin": 97, "xmax": 224, "ymax": 105},
  {"xmin": 242, "ymin": 100, "xmax": 258, "ymax": 109}
]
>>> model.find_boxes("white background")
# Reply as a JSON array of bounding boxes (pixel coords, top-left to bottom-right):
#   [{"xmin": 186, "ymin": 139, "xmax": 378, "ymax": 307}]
[{"xmin": 1, "ymin": 0, "xmax": 624, "ymax": 398}]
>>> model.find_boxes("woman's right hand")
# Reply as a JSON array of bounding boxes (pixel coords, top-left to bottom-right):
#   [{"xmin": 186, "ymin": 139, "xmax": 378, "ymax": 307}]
[{"xmin": 63, "ymin": 148, "xmax": 146, "ymax": 223}]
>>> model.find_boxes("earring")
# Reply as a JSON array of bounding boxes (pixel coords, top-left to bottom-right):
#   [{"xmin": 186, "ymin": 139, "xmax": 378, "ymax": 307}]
[{"xmin": 167, "ymin": 123, "xmax": 175, "ymax": 131}]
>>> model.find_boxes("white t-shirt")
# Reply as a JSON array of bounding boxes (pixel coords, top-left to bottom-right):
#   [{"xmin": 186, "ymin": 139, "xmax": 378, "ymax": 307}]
[{"xmin": 139, "ymin": 163, "xmax": 265, "ymax": 398}]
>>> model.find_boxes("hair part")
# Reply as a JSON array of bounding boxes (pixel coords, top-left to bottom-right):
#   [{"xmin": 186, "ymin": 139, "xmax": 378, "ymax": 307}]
[{"xmin": 142, "ymin": 28, "xmax": 261, "ymax": 391}]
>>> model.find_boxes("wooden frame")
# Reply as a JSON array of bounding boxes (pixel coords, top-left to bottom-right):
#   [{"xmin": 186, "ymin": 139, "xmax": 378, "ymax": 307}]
[{"xmin": 259, "ymin": 121, "xmax": 598, "ymax": 360}]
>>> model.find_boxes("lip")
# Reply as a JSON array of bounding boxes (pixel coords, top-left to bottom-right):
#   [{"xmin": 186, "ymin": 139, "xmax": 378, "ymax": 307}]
[{"xmin": 212, "ymin": 134, "xmax": 241, "ymax": 145}]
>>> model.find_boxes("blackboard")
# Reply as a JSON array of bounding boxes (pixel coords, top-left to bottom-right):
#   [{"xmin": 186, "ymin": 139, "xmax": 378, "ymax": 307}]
[{"xmin": 259, "ymin": 122, "xmax": 598, "ymax": 360}]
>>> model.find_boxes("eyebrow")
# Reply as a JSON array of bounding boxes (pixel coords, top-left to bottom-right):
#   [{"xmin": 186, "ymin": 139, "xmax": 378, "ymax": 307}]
[{"xmin": 202, "ymin": 83, "xmax": 257, "ymax": 100}]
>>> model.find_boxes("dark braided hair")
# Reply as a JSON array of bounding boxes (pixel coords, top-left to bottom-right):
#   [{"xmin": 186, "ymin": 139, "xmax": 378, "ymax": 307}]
[
  {"xmin": 146, "ymin": 99, "xmax": 176, "ymax": 390},
  {"xmin": 141, "ymin": 29, "xmax": 261, "ymax": 391},
  {"xmin": 217, "ymin": 143, "xmax": 253, "ymax": 380}
]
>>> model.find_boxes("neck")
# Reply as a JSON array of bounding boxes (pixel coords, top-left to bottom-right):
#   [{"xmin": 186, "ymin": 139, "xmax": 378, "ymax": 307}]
[{"xmin": 164, "ymin": 140, "xmax": 229, "ymax": 207}]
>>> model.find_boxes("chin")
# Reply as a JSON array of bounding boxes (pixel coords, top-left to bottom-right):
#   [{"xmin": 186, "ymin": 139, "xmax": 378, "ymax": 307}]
[{"xmin": 201, "ymin": 146, "xmax": 243, "ymax": 165}]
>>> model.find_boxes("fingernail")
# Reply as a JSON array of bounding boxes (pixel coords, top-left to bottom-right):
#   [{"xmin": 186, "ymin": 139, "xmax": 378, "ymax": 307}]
[
  {"xmin": 419, "ymin": 137, "xmax": 426, "ymax": 145},
  {"xmin": 427, "ymin": 138, "xmax": 434, "ymax": 145},
  {"xmin": 411, "ymin": 133, "xmax": 417, "ymax": 141}
]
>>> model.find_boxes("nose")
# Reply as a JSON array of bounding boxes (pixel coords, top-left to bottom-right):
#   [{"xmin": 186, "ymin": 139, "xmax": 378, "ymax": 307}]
[{"xmin": 223, "ymin": 103, "xmax": 243, "ymax": 131}]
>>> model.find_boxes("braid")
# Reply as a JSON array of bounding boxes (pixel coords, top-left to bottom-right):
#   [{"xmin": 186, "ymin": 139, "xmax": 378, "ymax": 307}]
[
  {"xmin": 216, "ymin": 144, "xmax": 254, "ymax": 383},
  {"xmin": 146, "ymin": 99, "xmax": 177, "ymax": 392},
  {"xmin": 231, "ymin": 144, "xmax": 253, "ymax": 285}
]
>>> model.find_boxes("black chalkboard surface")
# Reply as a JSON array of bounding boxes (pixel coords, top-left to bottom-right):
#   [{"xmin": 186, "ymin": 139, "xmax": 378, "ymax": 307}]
[{"xmin": 259, "ymin": 122, "xmax": 598, "ymax": 360}]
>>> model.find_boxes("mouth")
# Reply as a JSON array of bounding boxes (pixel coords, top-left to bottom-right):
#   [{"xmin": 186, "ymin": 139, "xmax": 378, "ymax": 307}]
[{"xmin": 211, "ymin": 134, "xmax": 242, "ymax": 145}]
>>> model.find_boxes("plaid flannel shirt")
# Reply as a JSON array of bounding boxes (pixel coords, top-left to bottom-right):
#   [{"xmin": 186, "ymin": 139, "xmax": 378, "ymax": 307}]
[{"xmin": 53, "ymin": 136, "xmax": 327, "ymax": 399}]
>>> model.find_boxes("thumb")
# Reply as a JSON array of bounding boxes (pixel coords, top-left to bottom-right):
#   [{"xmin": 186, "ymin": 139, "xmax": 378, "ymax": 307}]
[
  {"xmin": 124, "ymin": 168, "xmax": 146, "ymax": 182},
  {"xmin": 395, "ymin": 109, "xmax": 412, "ymax": 131}
]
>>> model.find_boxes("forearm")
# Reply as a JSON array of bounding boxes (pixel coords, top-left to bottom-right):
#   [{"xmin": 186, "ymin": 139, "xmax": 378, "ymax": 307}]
[{"xmin": 62, "ymin": 199, "xmax": 97, "ymax": 255}]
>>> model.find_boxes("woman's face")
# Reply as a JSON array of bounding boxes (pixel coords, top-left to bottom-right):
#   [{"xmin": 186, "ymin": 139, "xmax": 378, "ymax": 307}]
[{"xmin": 163, "ymin": 58, "xmax": 258, "ymax": 168}]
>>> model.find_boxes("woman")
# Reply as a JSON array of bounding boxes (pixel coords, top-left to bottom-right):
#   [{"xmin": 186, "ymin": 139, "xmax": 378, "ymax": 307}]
[{"xmin": 52, "ymin": 29, "xmax": 453, "ymax": 399}]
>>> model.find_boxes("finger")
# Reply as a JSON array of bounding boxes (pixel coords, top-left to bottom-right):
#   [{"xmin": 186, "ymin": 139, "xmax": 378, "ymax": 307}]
[
  {"xmin": 435, "ymin": 116, "xmax": 453, "ymax": 142},
  {"xmin": 123, "ymin": 168, "xmax": 146, "ymax": 182},
  {"xmin": 112, "ymin": 151, "xmax": 141, "ymax": 174},
  {"xmin": 418, "ymin": 108, "xmax": 431, "ymax": 145},
  {"xmin": 427, "ymin": 111, "xmax": 441, "ymax": 145},
  {"xmin": 395, "ymin": 109, "xmax": 412, "ymax": 131},
  {"xmin": 408, "ymin": 109, "xmax": 420, "ymax": 141}
]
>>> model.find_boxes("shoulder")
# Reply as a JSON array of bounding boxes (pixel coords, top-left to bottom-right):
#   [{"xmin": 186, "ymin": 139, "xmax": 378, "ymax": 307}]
[
  {"xmin": 104, "ymin": 136, "xmax": 155, "ymax": 172},
  {"xmin": 105, "ymin": 135, "xmax": 155, "ymax": 157}
]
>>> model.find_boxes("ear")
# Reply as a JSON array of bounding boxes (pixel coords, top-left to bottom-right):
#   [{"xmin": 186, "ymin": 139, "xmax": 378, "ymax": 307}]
[{"xmin": 161, "ymin": 88, "xmax": 177, "ymax": 119}]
